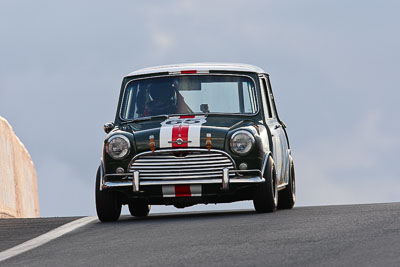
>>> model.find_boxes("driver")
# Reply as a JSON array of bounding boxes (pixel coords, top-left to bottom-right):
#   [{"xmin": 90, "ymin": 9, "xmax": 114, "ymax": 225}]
[{"xmin": 144, "ymin": 82, "xmax": 177, "ymax": 116}]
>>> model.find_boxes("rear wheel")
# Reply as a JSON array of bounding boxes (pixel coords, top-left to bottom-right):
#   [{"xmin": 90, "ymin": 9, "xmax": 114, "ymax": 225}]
[
  {"xmin": 95, "ymin": 167, "xmax": 122, "ymax": 222},
  {"xmin": 128, "ymin": 200, "xmax": 150, "ymax": 217},
  {"xmin": 253, "ymin": 156, "xmax": 278, "ymax": 213},
  {"xmin": 278, "ymin": 156, "xmax": 296, "ymax": 209}
]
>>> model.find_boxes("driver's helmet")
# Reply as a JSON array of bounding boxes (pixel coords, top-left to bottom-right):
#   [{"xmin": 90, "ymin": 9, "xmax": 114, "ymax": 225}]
[{"xmin": 147, "ymin": 81, "xmax": 177, "ymax": 115}]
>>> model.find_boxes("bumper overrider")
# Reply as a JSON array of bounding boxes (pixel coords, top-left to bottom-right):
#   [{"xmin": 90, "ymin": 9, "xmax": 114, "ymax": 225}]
[{"xmin": 100, "ymin": 148, "xmax": 264, "ymax": 199}]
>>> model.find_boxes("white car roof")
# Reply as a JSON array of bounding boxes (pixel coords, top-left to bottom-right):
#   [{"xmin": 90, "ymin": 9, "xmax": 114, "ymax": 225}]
[{"xmin": 125, "ymin": 63, "xmax": 266, "ymax": 77}]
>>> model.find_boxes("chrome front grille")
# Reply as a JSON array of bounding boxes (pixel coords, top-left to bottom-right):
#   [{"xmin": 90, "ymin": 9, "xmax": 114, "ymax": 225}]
[{"xmin": 128, "ymin": 149, "xmax": 235, "ymax": 181}]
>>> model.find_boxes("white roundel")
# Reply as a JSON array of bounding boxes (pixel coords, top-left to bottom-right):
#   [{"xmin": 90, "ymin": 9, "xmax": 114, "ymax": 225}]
[{"xmin": 160, "ymin": 116, "xmax": 207, "ymax": 127}]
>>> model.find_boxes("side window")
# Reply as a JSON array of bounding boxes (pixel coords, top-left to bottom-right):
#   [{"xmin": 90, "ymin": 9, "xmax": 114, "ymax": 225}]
[{"xmin": 260, "ymin": 77, "xmax": 273, "ymax": 118}]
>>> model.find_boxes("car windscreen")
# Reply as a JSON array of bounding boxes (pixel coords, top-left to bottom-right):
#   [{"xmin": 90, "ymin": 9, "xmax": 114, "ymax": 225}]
[{"xmin": 120, "ymin": 75, "xmax": 258, "ymax": 120}]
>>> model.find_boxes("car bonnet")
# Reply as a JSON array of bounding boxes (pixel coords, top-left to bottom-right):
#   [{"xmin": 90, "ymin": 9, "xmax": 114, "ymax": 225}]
[{"xmin": 126, "ymin": 115, "xmax": 257, "ymax": 153}]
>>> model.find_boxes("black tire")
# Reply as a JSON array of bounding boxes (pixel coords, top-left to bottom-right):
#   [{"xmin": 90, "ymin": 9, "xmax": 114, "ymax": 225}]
[
  {"xmin": 128, "ymin": 200, "xmax": 150, "ymax": 217},
  {"xmin": 253, "ymin": 156, "xmax": 278, "ymax": 213},
  {"xmin": 95, "ymin": 167, "xmax": 122, "ymax": 222},
  {"xmin": 278, "ymin": 156, "xmax": 296, "ymax": 209}
]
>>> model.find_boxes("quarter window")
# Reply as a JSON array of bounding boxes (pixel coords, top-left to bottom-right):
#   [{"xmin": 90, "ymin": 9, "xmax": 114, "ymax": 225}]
[
  {"xmin": 266, "ymin": 77, "xmax": 279, "ymax": 119},
  {"xmin": 260, "ymin": 78, "xmax": 273, "ymax": 118}
]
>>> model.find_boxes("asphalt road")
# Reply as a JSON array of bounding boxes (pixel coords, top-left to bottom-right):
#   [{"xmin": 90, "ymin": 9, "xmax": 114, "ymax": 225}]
[
  {"xmin": 0, "ymin": 217, "xmax": 79, "ymax": 252},
  {"xmin": 1, "ymin": 202, "xmax": 400, "ymax": 266}
]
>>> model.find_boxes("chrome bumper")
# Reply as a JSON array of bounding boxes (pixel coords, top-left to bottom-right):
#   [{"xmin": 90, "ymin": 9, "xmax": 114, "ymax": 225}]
[{"xmin": 101, "ymin": 168, "xmax": 264, "ymax": 191}]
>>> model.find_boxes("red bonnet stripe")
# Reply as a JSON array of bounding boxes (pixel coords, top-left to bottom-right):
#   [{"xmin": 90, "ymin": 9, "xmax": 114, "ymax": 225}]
[
  {"xmin": 171, "ymin": 124, "xmax": 189, "ymax": 147},
  {"xmin": 179, "ymin": 115, "xmax": 195, "ymax": 118}
]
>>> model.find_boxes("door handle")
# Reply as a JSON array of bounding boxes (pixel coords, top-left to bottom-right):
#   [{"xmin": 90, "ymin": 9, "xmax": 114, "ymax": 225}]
[{"xmin": 274, "ymin": 125, "xmax": 281, "ymax": 130}]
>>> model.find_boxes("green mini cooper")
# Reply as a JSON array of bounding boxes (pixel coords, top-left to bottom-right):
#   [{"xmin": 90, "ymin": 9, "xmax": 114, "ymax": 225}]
[{"xmin": 96, "ymin": 63, "xmax": 295, "ymax": 222}]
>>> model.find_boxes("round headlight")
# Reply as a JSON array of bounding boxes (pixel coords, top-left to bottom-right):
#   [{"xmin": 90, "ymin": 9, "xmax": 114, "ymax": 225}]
[
  {"xmin": 105, "ymin": 135, "xmax": 131, "ymax": 160},
  {"xmin": 230, "ymin": 130, "xmax": 255, "ymax": 155}
]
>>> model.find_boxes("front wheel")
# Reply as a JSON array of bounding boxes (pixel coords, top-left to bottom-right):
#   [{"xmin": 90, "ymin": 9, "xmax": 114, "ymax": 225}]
[
  {"xmin": 253, "ymin": 156, "xmax": 278, "ymax": 213},
  {"xmin": 128, "ymin": 200, "xmax": 151, "ymax": 217},
  {"xmin": 95, "ymin": 167, "xmax": 122, "ymax": 222}
]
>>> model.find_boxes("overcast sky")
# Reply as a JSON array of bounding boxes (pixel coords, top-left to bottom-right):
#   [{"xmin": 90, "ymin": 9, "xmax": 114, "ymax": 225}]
[{"xmin": 1, "ymin": 1, "xmax": 399, "ymax": 217}]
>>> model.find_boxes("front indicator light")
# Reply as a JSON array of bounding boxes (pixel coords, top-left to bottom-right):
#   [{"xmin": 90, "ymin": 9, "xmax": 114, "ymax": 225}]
[
  {"xmin": 116, "ymin": 167, "xmax": 125, "ymax": 174},
  {"xmin": 239, "ymin": 163, "xmax": 248, "ymax": 170}
]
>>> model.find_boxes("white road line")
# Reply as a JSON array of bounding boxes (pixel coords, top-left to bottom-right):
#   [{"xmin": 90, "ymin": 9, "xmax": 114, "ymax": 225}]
[{"xmin": 0, "ymin": 216, "xmax": 98, "ymax": 262}]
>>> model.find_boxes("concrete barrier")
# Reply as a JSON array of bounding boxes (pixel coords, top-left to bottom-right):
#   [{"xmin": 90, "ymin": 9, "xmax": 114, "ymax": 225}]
[{"xmin": 0, "ymin": 116, "xmax": 39, "ymax": 218}]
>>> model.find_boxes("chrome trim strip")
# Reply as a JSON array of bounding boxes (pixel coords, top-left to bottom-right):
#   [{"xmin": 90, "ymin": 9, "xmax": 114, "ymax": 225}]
[
  {"xmin": 261, "ymin": 151, "xmax": 272, "ymax": 177},
  {"xmin": 139, "ymin": 176, "xmax": 264, "ymax": 185},
  {"xmin": 222, "ymin": 168, "xmax": 229, "ymax": 190},
  {"xmin": 103, "ymin": 173, "xmax": 131, "ymax": 178},
  {"xmin": 99, "ymin": 161, "xmax": 105, "ymax": 191},
  {"xmin": 139, "ymin": 153, "xmax": 227, "ymax": 159},
  {"xmin": 133, "ymin": 171, "xmax": 139, "ymax": 192},
  {"xmin": 103, "ymin": 169, "xmax": 261, "ymax": 180},
  {"xmin": 141, "ymin": 174, "xmax": 227, "ymax": 180},
  {"xmin": 231, "ymin": 169, "xmax": 262, "ymax": 175},
  {"xmin": 134, "ymin": 156, "xmax": 228, "ymax": 162},
  {"xmin": 132, "ymin": 167, "xmax": 235, "ymax": 173},
  {"xmin": 131, "ymin": 159, "xmax": 231, "ymax": 166},
  {"xmin": 103, "ymin": 181, "xmax": 135, "ymax": 188},
  {"xmin": 135, "ymin": 171, "xmax": 229, "ymax": 177},
  {"xmin": 103, "ymin": 177, "xmax": 264, "ymax": 187},
  {"xmin": 277, "ymin": 183, "xmax": 288, "ymax": 190},
  {"xmin": 130, "ymin": 162, "xmax": 233, "ymax": 170}
]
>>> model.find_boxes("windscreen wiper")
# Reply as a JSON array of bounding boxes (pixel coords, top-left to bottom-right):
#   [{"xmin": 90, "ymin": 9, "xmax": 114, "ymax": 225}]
[{"xmin": 120, "ymin": 114, "xmax": 169, "ymax": 125}]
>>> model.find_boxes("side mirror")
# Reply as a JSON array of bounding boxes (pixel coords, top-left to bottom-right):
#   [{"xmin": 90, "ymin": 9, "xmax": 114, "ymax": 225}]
[
  {"xmin": 104, "ymin": 122, "xmax": 115, "ymax": 133},
  {"xmin": 280, "ymin": 121, "xmax": 287, "ymax": 129}
]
